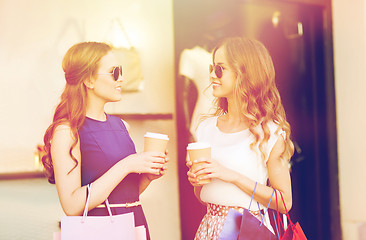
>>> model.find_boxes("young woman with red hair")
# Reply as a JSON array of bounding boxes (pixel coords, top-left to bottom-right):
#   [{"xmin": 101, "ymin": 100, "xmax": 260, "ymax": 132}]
[
  {"xmin": 187, "ymin": 37, "xmax": 294, "ymax": 239},
  {"xmin": 42, "ymin": 42, "xmax": 167, "ymax": 239}
]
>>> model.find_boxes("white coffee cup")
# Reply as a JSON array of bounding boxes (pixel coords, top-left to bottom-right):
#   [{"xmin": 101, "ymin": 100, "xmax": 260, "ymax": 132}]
[
  {"xmin": 187, "ymin": 142, "xmax": 211, "ymax": 184},
  {"xmin": 144, "ymin": 132, "xmax": 169, "ymax": 153}
]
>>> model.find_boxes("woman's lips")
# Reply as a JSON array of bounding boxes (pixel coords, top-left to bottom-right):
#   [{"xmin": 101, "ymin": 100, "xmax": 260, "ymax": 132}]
[{"xmin": 212, "ymin": 82, "xmax": 221, "ymax": 88}]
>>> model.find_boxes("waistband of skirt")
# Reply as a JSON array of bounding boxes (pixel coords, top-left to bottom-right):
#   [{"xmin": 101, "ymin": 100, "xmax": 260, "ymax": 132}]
[
  {"xmin": 206, "ymin": 203, "xmax": 261, "ymax": 216},
  {"xmin": 96, "ymin": 200, "xmax": 141, "ymax": 208}
]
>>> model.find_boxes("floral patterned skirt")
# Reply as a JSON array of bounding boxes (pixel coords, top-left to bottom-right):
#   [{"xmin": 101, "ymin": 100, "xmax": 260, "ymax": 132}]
[{"xmin": 194, "ymin": 203, "xmax": 262, "ymax": 240}]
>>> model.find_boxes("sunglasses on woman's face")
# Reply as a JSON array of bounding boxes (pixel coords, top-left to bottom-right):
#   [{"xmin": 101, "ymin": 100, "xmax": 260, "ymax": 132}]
[
  {"xmin": 209, "ymin": 64, "xmax": 224, "ymax": 78},
  {"xmin": 97, "ymin": 65, "xmax": 122, "ymax": 81}
]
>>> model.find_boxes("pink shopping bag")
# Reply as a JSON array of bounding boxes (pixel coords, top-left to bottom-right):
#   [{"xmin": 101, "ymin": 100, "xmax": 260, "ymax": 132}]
[
  {"xmin": 55, "ymin": 222, "xmax": 145, "ymax": 240},
  {"xmin": 135, "ymin": 225, "xmax": 147, "ymax": 240},
  {"xmin": 60, "ymin": 184, "xmax": 136, "ymax": 240},
  {"xmin": 53, "ymin": 231, "xmax": 61, "ymax": 240},
  {"xmin": 275, "ymin": 191, "xmax": 307, "ymax": 240}
]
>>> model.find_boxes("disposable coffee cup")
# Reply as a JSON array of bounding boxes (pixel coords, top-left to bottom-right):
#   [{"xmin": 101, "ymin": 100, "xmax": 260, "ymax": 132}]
[
  {"xmin": 187, "ymin": 142, "xmax": 211, "ymax": 184},
  {"xmin": 144, "ymin": 132, "xmax": 169, "ymax": 153}
]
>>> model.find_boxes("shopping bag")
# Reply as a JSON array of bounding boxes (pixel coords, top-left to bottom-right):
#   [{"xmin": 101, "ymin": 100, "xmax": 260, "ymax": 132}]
[
  {"xmin": 238, "ymin": 208, "xmax": 277, "ymax": 240},
  {"xmin": 281, "ymin": 222, "xmax": 306, "ymax": 240},
  {"xmin": 104, "ymin": 18, "xmax": 144, "ymax": 92},
  {"xmin": 53, "ymin": 231, "xmax": 61, "ymax": 240},
  {"xmin": 135, "ymin": 225, "xmax": 147, "ymax": 240},
  {"xmin": 238, "ymin": 186, "xmax": 277, "ymax": 240},
  {"xmin": 219, "ymin": 183, "xmax": 277, "ymax": 240},
  {"xmin": 275, "ymin": 191, "xmax": 307, "ymax": 240},
  {"xmin": 60, "ymin": 184, "xmax": 136, "ymax": 240},
  {"xmin": 219, "ymin": 208, "xmax": 242, "ymax": 239},
  {"xmin": 55, "ymin": 216, "xmax": 143, "ymax": 240},
  {"xmin": 113, "ymin": 47, "xmax": 143, "ymax": 92}
]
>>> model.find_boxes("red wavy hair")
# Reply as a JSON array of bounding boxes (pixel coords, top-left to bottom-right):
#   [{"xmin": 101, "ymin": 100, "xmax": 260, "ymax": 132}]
[
  {"xmin": 212, "ymin": 37, "xmax": 294, "ymax": 163},
  {"xmin": 42, "ymin": 42, "xmax": 112, "ymax": 183}
]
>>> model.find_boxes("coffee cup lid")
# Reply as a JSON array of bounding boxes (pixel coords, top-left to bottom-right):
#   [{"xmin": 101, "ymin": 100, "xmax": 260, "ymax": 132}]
[
  {"xmin": 144, "ymin": 132, "xmax": 169, "ymax": 140},
  {"xmin": 187, "ymin": 142, "xmax": 211, "ymax": 150}
]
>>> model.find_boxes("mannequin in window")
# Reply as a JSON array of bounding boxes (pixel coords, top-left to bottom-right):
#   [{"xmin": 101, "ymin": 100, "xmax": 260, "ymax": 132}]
[
  {"xmin": 179, "ymin": 9, "xmax": 241, "ymax": 140},
  {"xmin": 179, "ymin": 45, "xmax": 213, "ymax": 141}
]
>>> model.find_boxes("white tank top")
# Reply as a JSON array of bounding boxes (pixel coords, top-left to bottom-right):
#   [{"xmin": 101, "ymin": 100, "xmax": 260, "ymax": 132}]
[{"xmin": 196, "ymin": 116, "xmax": 284, "ymax": 209}]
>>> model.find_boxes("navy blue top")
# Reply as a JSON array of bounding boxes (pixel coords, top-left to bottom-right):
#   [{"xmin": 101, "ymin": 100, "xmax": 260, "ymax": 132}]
[{"xmin": 79, "ymin": 114, "xmax": 150, "ymax": 239}]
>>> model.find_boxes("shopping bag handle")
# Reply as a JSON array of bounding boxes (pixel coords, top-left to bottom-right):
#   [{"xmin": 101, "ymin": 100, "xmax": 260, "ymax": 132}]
[
  {"xmin": 248, "ymin": 182, "xmax": 257, "ymax": 211},
  {"xmin": 259, "ymin": 189, "xmax": 275, "ymax": 226},
  {"xmin": 272, "ymin": 211, "xmax": 281, "ymax": 240},
  {"xmin": 104, "ymin": 198, "xmax": 114, "ymax": 222},
  {"xmin": 248, "ymin": 182, "xmax": 275, "ymax": 226},
  {"xmin": 81, "ymin": 184, "xmax": 92, "ymax": 222},
  {"xmin": 278, "ymin": 191, "xmax": 295, "ymax": 227},
  {"xmin": 275, "ymin": 190, "xmax": 295, "ymax": 237},
  {"xmin": 82, "ymin": 184, "xmax": 114, "ymax": 223},
  {"xmin": 103, "ymin": 18, "xmax": 133, "ymax": 49}
]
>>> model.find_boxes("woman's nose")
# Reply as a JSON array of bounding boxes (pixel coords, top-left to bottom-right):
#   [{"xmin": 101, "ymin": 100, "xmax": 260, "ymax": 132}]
[
  {"xmin": 117, "ymin": 76, "xmax": 124, "ymax": 82},
  {"xmin": 209, "ymin": 69, "xmax": 217, "ymax": 79}
]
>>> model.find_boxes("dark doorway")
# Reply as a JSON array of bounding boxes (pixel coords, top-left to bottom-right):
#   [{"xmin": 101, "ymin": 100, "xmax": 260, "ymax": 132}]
[{"xmin": 173, "ymin": 1, "xmax": 340, "ymax": 239}]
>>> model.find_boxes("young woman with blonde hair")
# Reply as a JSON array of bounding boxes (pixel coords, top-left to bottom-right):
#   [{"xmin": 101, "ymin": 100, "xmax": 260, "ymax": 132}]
[
  {"xmin": 187, "ymin": 37, "xmax": 294, "ymax": 239},
  {"xmin": 42, "ymin": 42, "xmax": 167, "ymax": 240}
]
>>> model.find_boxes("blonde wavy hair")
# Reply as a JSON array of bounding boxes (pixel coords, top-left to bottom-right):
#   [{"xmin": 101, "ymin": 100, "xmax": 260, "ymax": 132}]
[{"xmin": 212, "ymin": 37, "xmax": 294, "ymax": 163}]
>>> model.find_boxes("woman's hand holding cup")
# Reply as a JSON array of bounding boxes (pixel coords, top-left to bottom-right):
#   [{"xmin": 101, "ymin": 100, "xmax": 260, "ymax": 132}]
[
  {"xmin": 186, "ymin": 142, "xmax": 211, "ymax": 185},
  {"xmin": 143, "ymin": 132, "xmax": 169, "ymax": 180}
]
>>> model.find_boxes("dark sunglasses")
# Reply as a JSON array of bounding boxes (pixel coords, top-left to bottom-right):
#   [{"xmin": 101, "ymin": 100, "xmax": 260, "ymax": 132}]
[
  {"xmin": 97, "ymin": 65, "xmax": 122, "ymax": 81},
  {"xmin": 209, "ymin": 64, "xmax": 224, "ymax": 78}
]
